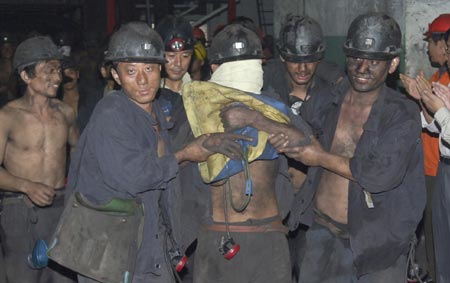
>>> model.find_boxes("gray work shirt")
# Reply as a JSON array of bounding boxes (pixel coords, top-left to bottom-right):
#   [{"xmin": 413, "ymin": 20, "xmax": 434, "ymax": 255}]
[
  {"xmin": 289, "ymin": 78, "xmax": 426, "ymax": 276},
  {"xmin": 67, "ymin": 90, "xmax": 180, "ymax": 276}
]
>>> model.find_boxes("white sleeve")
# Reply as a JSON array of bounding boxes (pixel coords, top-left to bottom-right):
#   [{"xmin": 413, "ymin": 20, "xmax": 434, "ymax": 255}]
[
  {"xmin": 421, "ymin": 111, "xmax": 440, "ymax": 133},
  {"xmin": 434, "ymin": 107, "xmax": 450, "ymax": 144}
]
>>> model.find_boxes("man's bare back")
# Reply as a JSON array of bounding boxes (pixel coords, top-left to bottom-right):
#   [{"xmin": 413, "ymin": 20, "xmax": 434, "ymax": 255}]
[
  {"xmin": 0, "ymin": 96, "xmax": 78, "ymax": 205},
  {"xmin": 211, "ymin": 159, "xmax": 280, "ymax": 223},
  {"xmin": 316, "ymin": 91, "xmax": 374, "ymax": 224}
]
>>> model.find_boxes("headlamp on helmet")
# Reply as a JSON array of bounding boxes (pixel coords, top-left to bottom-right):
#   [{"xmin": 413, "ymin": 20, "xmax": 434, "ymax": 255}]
[
  {"xmin": 156, "ymin": 16, "xmax": 195, "ymax": 52},
  {"xmin": 209, "ymin": 24, "xmax": 263, "ymax": 64},
  {"xmin": 342, "ymin": 12, "xmax": 402, "ymax": 61},
  {"xmin": 277, "ymin": 15, "xmax": 325, "ymax": 63}
]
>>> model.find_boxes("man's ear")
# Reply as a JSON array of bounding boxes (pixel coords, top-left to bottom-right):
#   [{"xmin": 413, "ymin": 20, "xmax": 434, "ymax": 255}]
[
  {"xmin": 111, "ymin": 68, "xmax": 122, "ymax": 85},
  {"xmin": 19, "ymin": 70, "xmax": 30, "ymax": 83},
  {"xmin": 100, "ymin": 66, "xmax": 108, "ymax": 79},
  {"xmin": 388, "ymin": 57, "xmax": 400, "ymax": 74},
  {"xmin": 210, "ymin": 64, "xmax": 219, "ymax": 73}
]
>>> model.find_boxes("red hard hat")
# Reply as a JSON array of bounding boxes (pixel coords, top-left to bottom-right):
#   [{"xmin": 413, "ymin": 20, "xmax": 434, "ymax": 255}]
[{"xmin": 424, "ymin": 14, "xmax": 450, "ymax": 37}]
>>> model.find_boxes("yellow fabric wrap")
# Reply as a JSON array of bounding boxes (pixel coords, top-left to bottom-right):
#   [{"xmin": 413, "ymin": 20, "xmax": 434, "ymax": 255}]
[{"xmin": 182, "ymin": 81, "xmax": 290, "ymax": 183}]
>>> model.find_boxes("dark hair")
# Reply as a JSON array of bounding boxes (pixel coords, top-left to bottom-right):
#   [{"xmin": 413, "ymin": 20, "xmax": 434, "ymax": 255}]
[
  {"xmin": 21, "ymin": 63, "xmax": 38, "ymax": 79},
  {"xmin": 111, "ymin": 62, "xmax": 119, "ymax": 72},
  {"xmin": 429, "ymin": 32, "xmax": 447, "ymax": 43}
]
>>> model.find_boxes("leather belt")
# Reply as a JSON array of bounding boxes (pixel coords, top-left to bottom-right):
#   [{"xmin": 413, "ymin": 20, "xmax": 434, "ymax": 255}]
[
  {"xmin": 1, "ymin": 187, "xmax": 66, "ymax": 206},
  {"xmin": 204, "ymin": 218, "xmax": 289, "ymax": 234},
  {"xmin": 314, "ymin": 209, "xmax": 349, "ymax": 239}
]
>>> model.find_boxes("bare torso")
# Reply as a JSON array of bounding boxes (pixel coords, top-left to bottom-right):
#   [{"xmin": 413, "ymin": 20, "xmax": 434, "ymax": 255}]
[
  {"xmin": 316, "ymin": 91, "xmax": 373, "ymax": 224},
  {"xmin": 2, "ymin": 97, "xmax": 74, "ymax": 189},
  {"xmin": 62, "ymin": 89, "xmax": 79, "ymax": 116},
  {"xmin": 211, "ymin": 159, "xmax": 280, "ymax": 223}
]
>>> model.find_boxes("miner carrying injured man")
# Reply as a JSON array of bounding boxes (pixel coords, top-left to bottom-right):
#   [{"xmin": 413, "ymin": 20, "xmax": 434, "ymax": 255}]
[{"xmin": 215, "ymin": 13, "xmax": 425, "ymax": 283}]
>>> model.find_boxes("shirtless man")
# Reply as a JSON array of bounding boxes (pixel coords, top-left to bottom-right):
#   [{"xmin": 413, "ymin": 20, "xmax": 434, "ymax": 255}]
[
  {"xmin": 269, "ymin": 13, "xmax": 425, "ymax": 282},
  {"xmin": 189, "ymin": 24, "xmax": 310, "ymax": 283},
  {"xmin": 60, "ymin": 56, "xmax": 80, "ymax": 116},
  {"xmin": 0, "ymin": 36, "xmax": 78, "ymax": 282}
]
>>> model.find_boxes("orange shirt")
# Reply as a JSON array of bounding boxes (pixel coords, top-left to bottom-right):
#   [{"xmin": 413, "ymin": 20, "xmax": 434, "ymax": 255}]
[{"xmin": 423, "ymin": 70, "xmax": 450, "ymax": 176}]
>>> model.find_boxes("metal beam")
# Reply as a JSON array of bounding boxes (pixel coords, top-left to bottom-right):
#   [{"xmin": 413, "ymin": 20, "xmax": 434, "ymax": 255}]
[
  {"xmin": 192, "ymin": 0, "xmax": 240, "ymax": 27},
  {"xmin": 228, "ymin": 0, "xmax": 236, "ymax": 23}
]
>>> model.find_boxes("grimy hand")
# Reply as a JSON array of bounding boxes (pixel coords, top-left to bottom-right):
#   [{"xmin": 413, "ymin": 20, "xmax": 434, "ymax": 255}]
[
  {"xmin": 179, "ymin": 133, "xmax": 252, "ymax": 162},
  {"xmin": 220, "ymin": 104, "xmax": 259, "ymax": 132},
  {"xmin": 202, "ymin": 132, "xmax": 252, "ymax": 160},
  {"xmin": 23, "ymin": 181, "xmax": 56, "ymax": 207},
  {"xmin": 277, "ymin": 135, "xmax": 324, "ymax": 166}
]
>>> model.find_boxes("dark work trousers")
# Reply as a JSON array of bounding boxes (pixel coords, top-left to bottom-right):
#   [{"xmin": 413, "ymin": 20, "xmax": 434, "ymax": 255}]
[
  {"xmin": 288, "ymin": 225, "xmax": 307, "ymax": 283},
  {"xmin": 78, "ymin": 264, "xmax": 174, "ymax": 283},
  {"xmin": 432, "ymin": 161, "xmax": 450, "ymax": 283},
  {"xmin": 0, "ymin": 212, "xmax": 6, "ymax": 283},
  {"xmin": 0, "ymin": 194, "xmax": 76, "ymax": 283},
  {"xmin": 424, "ymin": 175, "xmax": 436, "ymax": 279},
  {"xmin": 298, "ymin": 221, "xmax": 407, "ymax": 283},
  {"xmin": 193, "ymin": 228, "xmax": 291, "ymax": 283}
]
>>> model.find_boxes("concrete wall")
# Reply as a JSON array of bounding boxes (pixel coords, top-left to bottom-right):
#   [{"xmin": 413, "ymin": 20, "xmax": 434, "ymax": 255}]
[
  {"xmin": 205, "ymin": 1, "xmax": 260, "ymax": 38},
  {"xmin": 404, "ymin": 0, "xmax": 449, "ymax": 78}
]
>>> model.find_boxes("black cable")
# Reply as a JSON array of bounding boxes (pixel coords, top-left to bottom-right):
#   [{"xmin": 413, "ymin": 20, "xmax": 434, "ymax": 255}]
[
  {"xmin": 228, "ymin": 146, "xmax": 252, "ymax": 212},
  {"xmin": 163, "ymin": 229, "xmax": 182, "ymax": 283},
  {"xmin": 223, "ymin": 179, "xmax": 232, "ymax": 239},
  {"xmin": 406, "ymin": 236, "xmax": 423, "ymax": 283},
  {"xmin": 228, "ymin": 178, "xmax": 251, "ymax": 212}
]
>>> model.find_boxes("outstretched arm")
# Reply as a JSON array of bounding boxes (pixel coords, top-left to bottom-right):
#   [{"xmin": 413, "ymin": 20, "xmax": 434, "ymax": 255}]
[
  {"xmin": 175, "ymin": 132, "xmax": 253, "ymax": 163},
  {"xmin": 270, "ymin": 133, "xmax": 354, "ymax": 180},
  {"xmin": 220, "ymin": 104, "xmax": 311, "ymax": 147}
]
